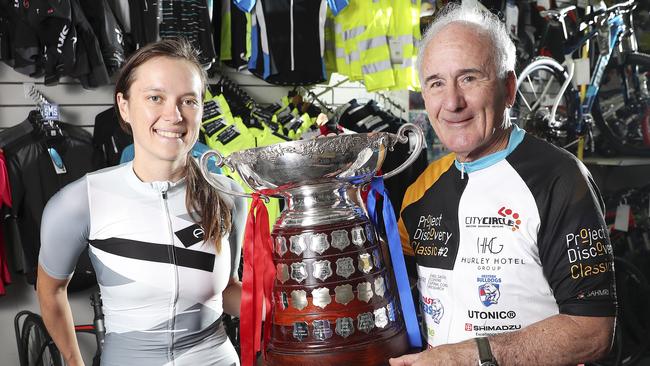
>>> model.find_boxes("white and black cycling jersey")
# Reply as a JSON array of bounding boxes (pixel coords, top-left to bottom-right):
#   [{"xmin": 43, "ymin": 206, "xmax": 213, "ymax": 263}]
[
  {"xmin": 39, "ymin": 162, "xmax": 246, "ymax": 366},
  {"xmin": 398, "ymin": 126, "xmax": 616, "ymax": 347}
]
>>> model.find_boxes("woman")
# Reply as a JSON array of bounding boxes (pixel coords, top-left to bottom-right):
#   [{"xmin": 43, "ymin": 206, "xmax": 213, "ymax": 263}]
[{"xmin": 37, "ymin": 38, "xmax": 246, "ymax": 366}]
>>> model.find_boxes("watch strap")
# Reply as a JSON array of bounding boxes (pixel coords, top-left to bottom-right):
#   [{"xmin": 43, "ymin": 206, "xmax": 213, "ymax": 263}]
[{"xmin": 475, "ymin": 337, "xmax": 498, "ymax": 366}]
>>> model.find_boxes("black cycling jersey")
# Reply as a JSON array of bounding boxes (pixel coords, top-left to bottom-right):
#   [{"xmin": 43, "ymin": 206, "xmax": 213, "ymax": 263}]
[
  {"xmin": 399, "ymin": 128, "xmax": 616, "ymax": 346},
  {"xmin": 159, "ymin": 0, "xmax": 216, "ymax": 68},
  {"xmin": 79, "ymin": 0, "xmax": 125, "ymax": 75}
]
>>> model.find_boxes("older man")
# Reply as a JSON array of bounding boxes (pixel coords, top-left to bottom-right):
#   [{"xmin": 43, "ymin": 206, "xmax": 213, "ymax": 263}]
[{"xmin": 392, "ymin": 3, "xmax": 616, "ymax": 366}]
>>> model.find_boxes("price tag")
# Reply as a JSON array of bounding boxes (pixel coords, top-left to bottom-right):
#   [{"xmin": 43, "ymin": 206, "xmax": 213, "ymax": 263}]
[
  {"xmin": 573, "ymin": 58, "xmax": 591, "ymax": 86},
  {"xmin": 536, "ymin": 0, "xmax": 551, "ymax": 10},
  {"xmin": 506, "ymin": 3, "xmax": 519, "ymax": 36},
  {"xmin": 614, "ymin": 203, "xmax": 630, "ymax": 232},
  {"xmin": 41, "ymin": 103, "xmax": 60, "ymax": 121},
  {"xmin": 47, "ymin": 148, "xmax": 67, "ymax": 175},
  {"xmin": 389, "ymin": 39, "xmax": 404, "ymax": 64}
]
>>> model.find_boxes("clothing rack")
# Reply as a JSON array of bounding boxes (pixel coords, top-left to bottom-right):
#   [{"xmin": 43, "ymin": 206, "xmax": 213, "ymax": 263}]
[
  {"xmin": 22, "ymin": 83, "xmax": 62, "ymax": 137},
  {"xmin": 23, "ymin": 83, "xmax": 52, "ymax": 109},
  {"xmin": 374, "ymin": 91, "xmax": 406, "ymax": 114}
]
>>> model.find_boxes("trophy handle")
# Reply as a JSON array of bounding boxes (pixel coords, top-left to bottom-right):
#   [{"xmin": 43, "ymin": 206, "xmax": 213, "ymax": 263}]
[
  {"xmin": 199, "ymin": 150, "xmax": 270, "ymax": 202},
  {"xmin": 381, "ymin": 123, "xmax": 424, "ymax": 179}
]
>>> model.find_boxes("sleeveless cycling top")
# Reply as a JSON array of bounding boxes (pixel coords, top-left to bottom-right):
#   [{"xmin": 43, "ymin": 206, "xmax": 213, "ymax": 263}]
[
  {"xmin": 39, "ymin": 162, "xmax": 246, "ymax": 366},
  {"xmin": 398, "ymin": 126, "xmax": 616, "ymax": 347}
]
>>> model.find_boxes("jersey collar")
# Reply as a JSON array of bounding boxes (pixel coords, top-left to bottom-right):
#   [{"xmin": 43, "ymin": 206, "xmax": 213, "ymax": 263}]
[
  {"xmin": 453, "ymin": 125, "xmax": 525, "ymax": 175},
  {"xmin": 125, "ymin": 161, "xmax": 186, "ymax": 195}
]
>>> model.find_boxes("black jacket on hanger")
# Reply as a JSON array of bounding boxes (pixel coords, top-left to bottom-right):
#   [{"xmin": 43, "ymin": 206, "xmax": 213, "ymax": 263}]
[{"xmin": 4, "ymin": 111, "xmax": 99, "ymax": 286}]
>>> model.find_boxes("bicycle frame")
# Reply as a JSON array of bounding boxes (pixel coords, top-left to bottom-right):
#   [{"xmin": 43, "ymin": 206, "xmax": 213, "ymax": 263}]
[{"xmin": 560, "ymin": 10, "xmax": 631, "ymax": 136}]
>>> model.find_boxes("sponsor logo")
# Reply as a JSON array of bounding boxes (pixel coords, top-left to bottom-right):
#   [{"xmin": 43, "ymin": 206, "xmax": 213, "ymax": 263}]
[
  {"xmin": 461, "ymin": 257, "xmax": 526, "ymax": 266},
  {"xmin": 467, "ymin": 310, "xmax": 516, "ymax": 319},
  {"xmin": 413, "ymin": 214, "xmax": 453, "ymax": 245},
  {"xmin": 425, "ymin": 273, "xmax": 448, "ymax": 291},
  {"xmin": 477, "ymin": 274, "xmax": 501, "ymax": 307},
  {"xmin": 565, "ymin": 225, "xmax": 613, "ymax": 280},
  {"xmin": 57, "ymin": 25, "xmax": 69, "ymax": 54},
  {"xmin": 414, "ymin": 243, "xmax": 449, "ymax": 257},
  {"xmin": 421, "ymin": 296, "xmax": 444, "ymax": 324},
  {"xmin": 577, "ymin": 288, "xmax": 610, "ymax": 299},
  {"xmin": 175, "ymin": 224, "xmax": 205, "ymax": 248},
  {"xmin": 115, "ymin": 27, "xmax": 123, "ymax": 44},
  {"xmin": 465, "ymin": 323, "xmax": 522, "ymax": 332},
  {"xmin": 477, "ymin": 237, "xmax": 503, "ymax": 254},
  {"xmin": 465, "ymin": 207, "xmax": 522, "ymax": 232},
  {"xmin": 478, "ymin": 283, "xmax": 500, "ymax": 307},
  {"xmin": 571, "ymin": 261, "xmax": 613, "ymax": 279}
]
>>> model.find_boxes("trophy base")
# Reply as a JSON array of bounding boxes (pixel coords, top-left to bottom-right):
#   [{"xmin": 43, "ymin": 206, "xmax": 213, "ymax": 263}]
[{"xmin": 265, "ymin": 328, "xmax": 410, "ymax": 366}]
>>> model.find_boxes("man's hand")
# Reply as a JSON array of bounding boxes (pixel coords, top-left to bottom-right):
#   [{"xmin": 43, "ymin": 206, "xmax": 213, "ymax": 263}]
[
  {"xmin": 389, "ymin": 314, "xmax": 614, "ymax": 366},
  {"xmin": 389, "ymin": 341, "xmax": 476, "ymax": 366}
]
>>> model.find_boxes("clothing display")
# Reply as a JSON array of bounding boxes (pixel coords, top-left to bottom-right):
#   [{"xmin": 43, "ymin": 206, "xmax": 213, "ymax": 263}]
[
  {"xmin": 3, "ymin": 111, "xmax": 100, "ymax": 285},
  {"xmin": 398, "ymin": 127, "xmax": 616, "ymax": 347},
  {"xmin": 39, "ymin": 163, "xmax": 246, "ymax": 366},
  {"xmin": 0, "ymin": 0, "xmax": 118, "ymax": 87},
  {"xmin": 92, "ymin": 107, "xmax": 133, "ymax": 168},
  {"xmin": 0, "ymin": 151, "xmax": 12, "ymax": 296},
  {"xmin": 159, "ymin": 0, "xmax": 216, "ymax": 68},
  {"xmin": 248, "ymin": 0, "xmax": 328, "ymax": 86},
  {"xmin": 336, "ymin": 99, "xmax": 428, "ymax": 217},
  {"xmin": 79, "ymin": 0, "xmax": 126, "ymax": 75}
]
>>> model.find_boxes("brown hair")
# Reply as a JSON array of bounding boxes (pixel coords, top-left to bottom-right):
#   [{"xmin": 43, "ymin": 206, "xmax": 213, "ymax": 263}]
[{"xmin": 114, "ymin": 38, "xmax": 231, "ymax": 251}]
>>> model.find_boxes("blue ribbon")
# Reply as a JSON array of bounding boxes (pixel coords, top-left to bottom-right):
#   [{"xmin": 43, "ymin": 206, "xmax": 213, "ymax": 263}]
[{"xmin": 367, "ymin": 176, "xmax": 422, "ymax": 348}]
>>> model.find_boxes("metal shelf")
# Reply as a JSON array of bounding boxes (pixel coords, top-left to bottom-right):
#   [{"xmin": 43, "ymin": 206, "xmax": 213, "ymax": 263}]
[{"xmin": 583, "ymin": 156, "xmax": 650, "ymax": 166}]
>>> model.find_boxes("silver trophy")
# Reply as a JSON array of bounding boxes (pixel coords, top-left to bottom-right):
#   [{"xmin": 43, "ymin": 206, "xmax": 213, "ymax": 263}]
[{"xmin": 200, "ymin": 123, "xmax": 423, "ymax": 366}]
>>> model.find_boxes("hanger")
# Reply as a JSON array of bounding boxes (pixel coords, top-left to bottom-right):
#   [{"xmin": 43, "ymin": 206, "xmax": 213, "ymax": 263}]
[{"xmin": 23, "ymin": 83, "xmax": 63, "ymax": 138}]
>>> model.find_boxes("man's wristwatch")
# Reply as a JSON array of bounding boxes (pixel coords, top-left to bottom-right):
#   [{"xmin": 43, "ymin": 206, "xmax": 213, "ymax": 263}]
[{"xmin": 475, "ymin": 337, "xmax": 499, "ymax": 366}]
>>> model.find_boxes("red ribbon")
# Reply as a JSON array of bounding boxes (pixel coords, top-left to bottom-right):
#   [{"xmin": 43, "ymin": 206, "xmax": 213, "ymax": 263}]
[{"xmin": 240, "ymin": 193, "xmax": 276, "ymax": 366}]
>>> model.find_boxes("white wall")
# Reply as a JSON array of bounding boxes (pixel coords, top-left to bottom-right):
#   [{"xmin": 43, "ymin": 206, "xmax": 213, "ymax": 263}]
[{"xmin": 0, "ymin": 63, "xmax": 404, "ymax": 132}]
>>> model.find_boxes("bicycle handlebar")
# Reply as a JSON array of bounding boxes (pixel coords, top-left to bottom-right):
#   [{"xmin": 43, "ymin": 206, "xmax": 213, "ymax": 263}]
[{"xmin": 581, "ymin": 0, "xmax": 637, "ymax": 27}]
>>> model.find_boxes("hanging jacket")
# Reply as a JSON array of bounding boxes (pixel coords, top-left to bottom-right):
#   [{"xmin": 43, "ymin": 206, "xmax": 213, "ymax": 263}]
[{"xmin": 4, "ymin": 112, "xmax": 100, "ymax": 285}]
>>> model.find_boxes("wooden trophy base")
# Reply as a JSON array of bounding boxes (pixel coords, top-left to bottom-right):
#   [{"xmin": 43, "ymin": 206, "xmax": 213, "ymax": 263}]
[{"xmin": 265, "ymin": 327, "xmax": 410, "ymax": 366}]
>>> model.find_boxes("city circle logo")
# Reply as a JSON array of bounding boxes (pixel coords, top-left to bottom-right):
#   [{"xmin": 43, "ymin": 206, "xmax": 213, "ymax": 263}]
[{"xmin": 498, "ymin": 206, "xmax": 521, "ymax": 232}]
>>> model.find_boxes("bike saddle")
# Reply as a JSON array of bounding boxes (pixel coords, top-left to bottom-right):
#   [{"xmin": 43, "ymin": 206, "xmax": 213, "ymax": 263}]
[{"xmin": 540, "ymin": 5, "xmax": 576, "ymax": 21}]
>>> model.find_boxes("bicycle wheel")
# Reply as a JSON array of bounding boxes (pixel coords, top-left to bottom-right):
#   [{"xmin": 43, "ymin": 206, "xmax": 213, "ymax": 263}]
[
  {"xmin": 21, "ymin": 314, "xmax": 64, "ymax": 366},
  {"xmin": 593, "ymin": 52, "xmax": 650, "ymax": 157},
  {"xmin": 513, "ymin": 57, "xmax": 577, "ymax": 149}
]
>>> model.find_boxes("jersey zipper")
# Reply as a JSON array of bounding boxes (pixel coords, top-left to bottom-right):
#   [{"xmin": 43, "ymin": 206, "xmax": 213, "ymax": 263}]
[
  {"xmin": 460, "ymin": 162, "xmax": 466, "ymax": 179},
  {"xmin": 160, "ymin": 183, "xmax": 179, "ymax": 364}
]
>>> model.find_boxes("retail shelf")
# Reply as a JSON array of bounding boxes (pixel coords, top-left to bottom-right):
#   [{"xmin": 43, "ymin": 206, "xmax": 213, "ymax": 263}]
[{"xmin": 583, "ymin": 156, "xmax": 650, "ymax": 166}]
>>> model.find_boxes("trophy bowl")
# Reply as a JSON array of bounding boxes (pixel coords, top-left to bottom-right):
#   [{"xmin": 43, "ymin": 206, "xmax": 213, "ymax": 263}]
[
  {"xmin": 204, "ymin": 123, "xmax": 422, "ymax": 194},
  {"xmin": 200, "ymin": 123, "xmax": 424, "ymax": 366}
]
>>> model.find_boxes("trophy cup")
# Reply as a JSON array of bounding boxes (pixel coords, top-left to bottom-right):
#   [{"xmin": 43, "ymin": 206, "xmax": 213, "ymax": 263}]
[{"xmin": 200, "ymin": 123, "xmax": 424, "ymax": 366}]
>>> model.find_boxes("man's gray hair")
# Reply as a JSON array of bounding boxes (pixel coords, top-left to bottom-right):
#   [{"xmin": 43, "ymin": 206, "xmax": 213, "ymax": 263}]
[{"xmin": 416, "ymin": 3, "xmax": 516, "ymax": 81}]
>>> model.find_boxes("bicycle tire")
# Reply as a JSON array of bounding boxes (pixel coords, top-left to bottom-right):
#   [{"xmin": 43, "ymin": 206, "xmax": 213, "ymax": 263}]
[
  {"xmin": 20, "ymin": 314, "xmax": 64, "ymax": 366},
  {"xmin": 513, "ymin": 56, "xmax": 577, "ymax": 149},
  {"xmin": 592, "ymin": 52, "xmax": 650, "ymax": 157}
]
